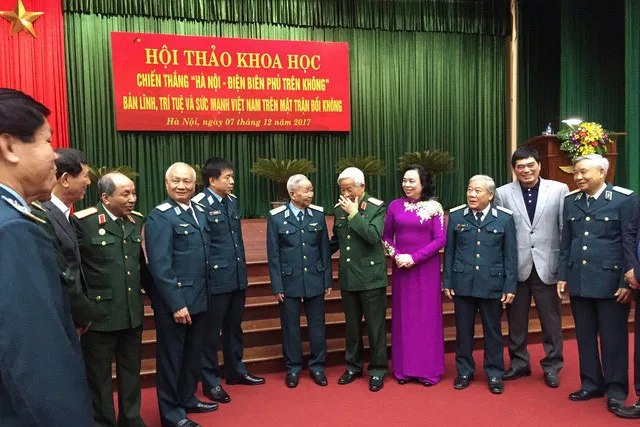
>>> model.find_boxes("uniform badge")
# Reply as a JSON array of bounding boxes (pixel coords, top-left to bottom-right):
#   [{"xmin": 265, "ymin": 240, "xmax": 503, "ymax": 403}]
[
  {"xmin": 283, "ymin": 221, "xmax": 287, "ymax": 225},
  {"xmin": 174, "ymin": 206, "xmax": 182, "ymax": 215},
  {"xmin": 361, "ymin": 202, "xmax": 367, "ymax": 210},
  {"xmin": 310, "ymin": 223, "xmax": 318, "ymax": 226},
  {"xmin": 207, "ymin": 195, "xmax": 214, "ymax": 205},
  {"xmin": 98, "ymin": 228, "xmax": 106, "ymax": 235},
  {"xmin": 284, "ymin": 210, "xmax": 290, "ymax": 219},
  {"xmin": 179, "ymin": 223, "xmax": 189, "ymax": 227},
  {"xmin": 212, "ymin": 210, "xmax": 221, "ymax": 215},
  {"xmin": 98, "ymin": 214, "xmax": 106, "ymax": 225},
  {"xmin": 605, "ymin": 190, "xmax": 612, "ymax": 200}
]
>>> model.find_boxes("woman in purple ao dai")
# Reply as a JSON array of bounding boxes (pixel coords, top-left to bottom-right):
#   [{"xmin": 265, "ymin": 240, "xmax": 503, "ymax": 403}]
[{"xmin": 382, "ymin": 164, "xmax": 446, "ymax": 385}]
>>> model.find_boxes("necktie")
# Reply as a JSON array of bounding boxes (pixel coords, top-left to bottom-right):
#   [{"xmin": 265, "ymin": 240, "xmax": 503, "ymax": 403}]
[
  {"xmin": 115, "ymin": 217, "xmax": 125, "ymax": 231},
  {"xmin": 586, "ymin": 196, "xmax": 593, "ymax": 208},
  {"xmin": 475, "ymin": 211, "xmax": 483, "ymax": 225},
  {"xmin": 221, "ymin": 197, "xmax": 229, "ymax": 215},
  {"xmin": 297, "ymin": 210, "xmax": 304, "ymax": 222},
  {"xmin": 186, "ymin": 207, "xmax": 199, "ymax": 225}
]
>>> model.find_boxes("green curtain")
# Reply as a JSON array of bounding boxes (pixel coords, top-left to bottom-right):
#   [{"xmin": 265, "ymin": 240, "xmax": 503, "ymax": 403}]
[
  {"xmin": 63, "ymin": 1, "xmax": 509, "ymax": 217},
  {"xmin": 560, "ymin": 0, "xmax": 626, "ymax": 182},
  {"xmin": 625, "ymin": 0, "xmax": 640, "ymax": 192},
  {"xmin": 516, "ymin": 0, "xmax": 561, "ymax": 143}
]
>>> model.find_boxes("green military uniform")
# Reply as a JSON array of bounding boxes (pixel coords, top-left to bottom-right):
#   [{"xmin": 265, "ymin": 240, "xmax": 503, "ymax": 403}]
[
  {"xmin": 72, "ymin": 203, "xmax": 147, "ymax": 427},
  {"xmin": 30, "ymin": 201, "xmax": 98, "ymax": 327},
  {"xmin": 330, "ymin": 193, "xmax": 389, "ymax": 377}
]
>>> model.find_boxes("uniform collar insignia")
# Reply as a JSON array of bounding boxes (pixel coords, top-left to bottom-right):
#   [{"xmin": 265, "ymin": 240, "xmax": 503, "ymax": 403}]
[
  {"xmin": 284, "ymin": 210, "xmax": 290, "ymax": 218},
  {"xmin": 1, "ymin": 195, "xmax": 46, "ymax": 224},
  {"xmin": 575, "ymin": 193, "xmax": 583, "ymax": 200},
  {"xmin": 491, "ymin": 208, "xmax": 498, "ymax": 217},
  {"xmin": 605, "ymin": 190, "xmax": 612, "ymax": 200},
  {"xmin": 207, "ymin": 195, "xmax": 214, "ymax": 205},
  {"xmin": 174, "ymin": 206, "xmax": 182, "ymax": 215},
  {"xmin": 98, "ymin": 213, "xmax": 106, "ymax": 225},
  {"xmin": 463, "ymin": 207, "xmax": 469, "ymax": 215}
]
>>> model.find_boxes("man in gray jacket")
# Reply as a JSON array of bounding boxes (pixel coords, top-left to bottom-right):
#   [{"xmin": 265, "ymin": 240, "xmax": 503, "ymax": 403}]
[{"xmin": 495, "ymin": 147, "xmax": 569, "ymax": 388}]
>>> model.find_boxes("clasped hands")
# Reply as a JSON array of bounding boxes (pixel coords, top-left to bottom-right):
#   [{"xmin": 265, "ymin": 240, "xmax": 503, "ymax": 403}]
[
  {"xmin": 394, "ymin": 254, "xmax": 415, "ymax": 268},
  {"xmin": 443, "ymin": 288, "xmax": 515, "ymax": 305}
]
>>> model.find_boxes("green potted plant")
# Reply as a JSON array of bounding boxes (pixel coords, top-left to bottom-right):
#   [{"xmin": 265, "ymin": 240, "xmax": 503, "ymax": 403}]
[
  {"xmin": 250, "ymin": 158, "xmax": 317, "ymax": 208},
  {"xmin": 88, "ymin": 165, "xmax": 139, "ymax": 185},
  {"xmin": 397, "ymin": 149, "xmax": 454, "ymax": 176},
  {"xmin": 336, "ymin": 156, "xmax": 386, "ymax": 176}
]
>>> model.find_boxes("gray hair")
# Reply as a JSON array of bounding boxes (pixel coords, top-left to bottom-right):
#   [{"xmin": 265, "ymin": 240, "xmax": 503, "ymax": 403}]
[
  {"xmin": 572, "ymin": 154, "xmax": 609, "ymax": 174},
  {"xmin": 97, "ymin": 172, "xmax": 123, "ymax": 197},
  {"xmin": 337, "ymin": 167, "xmax": 365, "ymax": 187},
  {"xmin": 468, "ymin": 174, "xmax": 496, "ymax": 194},
  {"xmin": 165, "ymin": 162, "xmax": 196, "ymax": 180},
  {"xmin": 286, "ymin": 174, "xmax": 309, "ymax": 192}
]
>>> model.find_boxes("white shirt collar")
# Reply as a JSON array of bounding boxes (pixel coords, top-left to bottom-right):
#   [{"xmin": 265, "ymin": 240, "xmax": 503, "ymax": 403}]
[
  {"xmin": 472, "ymin": 204, "xmax": 492, "ymax": 221},
  {"xmin": 588, "ymin": 183, "xmax": 607, "ymax": 201},
  {"xmin": 49, "ymin": 193, "xmax": 70, "ymax": 220},
  {"xmin": 103, "ymin": 206, "xmax": 119, "ymax": 221},
  {"xmin": 176, "ymin": 201, "xmax": 192, "ymax": 211}
]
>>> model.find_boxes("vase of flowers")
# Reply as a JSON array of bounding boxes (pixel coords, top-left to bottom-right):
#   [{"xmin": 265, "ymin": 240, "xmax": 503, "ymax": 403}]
[{"xmin": 556, "ymin": 121, "xmax": 613, "ymax": 159}]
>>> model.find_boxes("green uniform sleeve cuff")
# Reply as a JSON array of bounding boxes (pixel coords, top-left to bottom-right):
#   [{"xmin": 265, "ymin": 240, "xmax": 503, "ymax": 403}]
[{"xmin": 347, "ymin": 211, "xmax": 357, "ymax": 220}]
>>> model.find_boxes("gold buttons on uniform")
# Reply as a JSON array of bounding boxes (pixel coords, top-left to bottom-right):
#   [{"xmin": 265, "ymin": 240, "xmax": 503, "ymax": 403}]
[
  {"xmin": 477, "ymin": 241, "xmax": 481, "ymax": 246},
  {"xmin": 101, "ymin": 241, "xmax": 106, "ymax": 246},
  {"xmin": 584, "ymin": 232, "xmax": 589, "ymax": 236},
  {"xmin": 177, "ymin": 282, "xmax": 182, "ymax": 287},
  {"xmin": 96, "ymin": 295, "xmax": 101, "ymax": 300},
  {"xmin": 477, "ymin": 229, "xmax": 481, "ymax": 233},
  {"xmin": 370, "ymin": 261, "xmax": 374, "ymax": 265},
  {"xmin": 583, "ymin": 246, "xmax": 587, "ymax": 251},
  {"xmin": 304, "ymin": 268, "xmax": 308, "ymax": 272},
  {"xmin": 303, "ymin": 256, "xmax": 307, "ymax": 259},
  {"xmin": 237, "ymin": 257, "xmax": 240, "ymax": 261},
  {"xmin": 346, "ymin": 258, "xmax": 351, "ymax": 262},
  {"xmin": 476, "ymin": 254, "xmax": 480, "ymax": 258},
  {"xmin": 582, "ymin": 260, "xmax": 587, "ymax": 265},
  {"xmin": 605, "ymin": 217, "xmax": 609, "ymax": 222},
  {"xmin": 123, "ymin": 240, "xmax": 127, "ymax": 244},
  {"xmin": 301, "ymin": 230, "xmax": 305, "ymax": 233},
  {"xmin": 184, "ymin": 231, "xmax": 188, "ymax": 235},
  {"xmin": 128, "ymin": 287, "xmax": 132, "ymax": 292},
  {"xmin": 214, "ymin": 265, "xmax": 218, "ymax": 269},
  {"xmin": 346, "ymin": 247, "xmax": 350, "ymax": 251},
  {"xmin": 124, "ymin": 255, "xmax": 128, "ymax": 259},
  {"xmin": 347, "ymin": 235, "xmax": 351, "ymax": 239},
  {"xmin": 585, "ymin": 217, "xmax": 590, "ymax": 221},
  {"xmin": 302, "ymin": 243, "xmax": 306, "ymax": 246},
  {"xmin": 127, "ymin": 271, "xmax": 131, "ymax": 276},
  {"xmin": 475, "ymin": 266, "xmax": 480, "ymax": 270}
]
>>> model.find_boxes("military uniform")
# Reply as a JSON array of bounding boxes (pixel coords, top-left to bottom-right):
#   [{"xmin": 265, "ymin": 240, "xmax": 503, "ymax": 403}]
[
  {"xmin": 145, "ymin": 198, "xmax": 209, "ymax": 426},
  {"xmin": 443, "ymin": 204, "xmax": 517, "ymax": 379},
  {"xmin": 329, "ymin": 193, "xmax": 389, "ymax": 377},
  {"xmin": 558, "ymin": 183, "xmax": 637, "ymax": 400},
  {"xmin": 0, "ymin": 186, "xmax": 93, "ymax": 427},
  {"xmin": 31, "ymin": 201, "xmax": 98, "ymax": 327},
  {"xmin": 193, "ymin": 189, "xmax": 250, "ymax": 388},
  {"xmin": 267, "ymin": 202, "xmax": 332, "ymax": 374},
  {"xmin": 72, "ymin": 203, "xmax": 147, "ymax": 427}
]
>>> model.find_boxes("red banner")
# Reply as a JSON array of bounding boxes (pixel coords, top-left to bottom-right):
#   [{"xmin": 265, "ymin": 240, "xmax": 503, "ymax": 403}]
[{"xmin": 110, "ymin": 32, "xmax": 350, "ymax": 132}]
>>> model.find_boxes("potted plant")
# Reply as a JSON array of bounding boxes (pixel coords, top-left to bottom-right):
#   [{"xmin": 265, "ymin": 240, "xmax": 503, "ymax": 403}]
[
  {"xmin": 336, "ymin": 156, "xmax": 386, "ymax": 176},
  {"xmin": 88, "ymin": 165, "xmax": 139, "ymax": 185},
  {"xmin": 398, "ymin": 149, "xmax": 454, "ymax": 177},
  {"xmin": 250, "ymin": 158, "xmax": 316, "ymax": 208}
]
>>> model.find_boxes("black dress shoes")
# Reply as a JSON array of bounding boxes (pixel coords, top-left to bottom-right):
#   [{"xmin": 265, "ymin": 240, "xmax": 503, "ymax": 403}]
[
  {"xmin": 453, "ymin": 375, "xmax": 473, "ymax": 390},
  {"xmin": 488, "ymin": 377, "xmax": 504, "ymax": 394},
  {"xmin": 227, "ymin": 373, "xmax": 266, "ymax": 386},
  {"xmin": 285, "ymin": 373, "xmax": 299, "ymax": 388},
  {"xmin": 310, "ymin": 371, "xmax": 328, "ymax": 386},
  {"xmin": 543, "ymin": 372, "xmax": 560, "ymax": 388},
  {"xmin": 184, "ymin": 400, "xmax": 218, "ymax": 413},
  {"xmin": 502, "ymin": 367, "xmax": 532, "ymax": 381},
  {"xmin": 338, "ymin": 370, "xmax": 363, "ymax": 385},
  {"xmin": 568, "ymin": 389, "xmax": 605, "ymax": 401},
  {"xmin": 369, "ymin": 376, "xmax": 384, "ymax": 392},
  {"xmin": 607, "ymin": 398, "xmax": 625, "ymax": 413},
  {"xmin": 204, "ymin": 385, "xmax": 231, "ymax": 404},
  {"xmin": 397, "ymin": 379, "xmax": 408, "ymax": 385},
  {"xmin": 614, "ymin": 400, "xmax": 640, "ymax": 419},
  {"xmin": 163, "ymin": 418, "xmax": 200, "ymax": 427}
]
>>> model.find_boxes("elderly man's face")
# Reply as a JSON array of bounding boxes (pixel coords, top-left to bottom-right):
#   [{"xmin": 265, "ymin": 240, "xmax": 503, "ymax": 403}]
[
  {"xmin": 466, "ymin": 179, "xmax": 493, "ymax": 211},
  {"xmin": 289, "ymin": 179, "xmax": 314, "ymax": 209},
  {"xmin": 166, "ymin": 165, "xmax": 195, "ymax": 205},
  {"xmin": 339, "ymin": 178, "xmax": 365, "ymax": 202},
  {"xmin": 573, "ymin": 160, "xmax": 605, "ymax": 195},
  {"xmin": 103, "ymin": 175, "xmax": 136, "ymax": 217}
]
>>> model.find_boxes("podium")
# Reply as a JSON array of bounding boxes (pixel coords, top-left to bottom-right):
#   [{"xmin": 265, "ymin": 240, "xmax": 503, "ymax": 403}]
[{"xmin": 522, "ymin": 135, "xmax": 619, "ymax": 190}]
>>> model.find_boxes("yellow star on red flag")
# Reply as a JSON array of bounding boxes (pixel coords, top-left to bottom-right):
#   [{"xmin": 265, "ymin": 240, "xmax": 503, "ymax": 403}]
[{"xmin": 0, "ymin": 0, "xmax": 44, "ymax": 37}]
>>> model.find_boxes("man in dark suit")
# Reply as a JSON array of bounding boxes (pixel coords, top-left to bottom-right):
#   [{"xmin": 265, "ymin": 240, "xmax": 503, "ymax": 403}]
[
  {"xmin": 145, "ymin": 163, "xmax": 217, "ymax": 427},
  {"xmin": 267, "ymin": 174, "xmax": 332, "ymax": 388},
  {"xmin": 0, "ymin": 88, "xmax": 93, "ymax": 426},
  {"xmin": 330, "ymin": 167, "xmax": 389, "ymax": 392},
  {"xmin": 443, "ymin": 174, "xmax": 517, "ymax": 394},
  {"xmin": 42, "ymin": 147, "xmax": 96, "ymax": 332},
  {"xmin": 194, "ymin": 157, "xmax": 264, "ymax": 404},
  {"xmin": 613, "ymin": 199, "xmax": 640, "ymax": 418},
  {"xmin": 558, "ymin": 154, "xmax": 636, "ymax": 413},
  {"xmin": 72, "ymin": 172, "xmax": 148, "ymax": 427}
]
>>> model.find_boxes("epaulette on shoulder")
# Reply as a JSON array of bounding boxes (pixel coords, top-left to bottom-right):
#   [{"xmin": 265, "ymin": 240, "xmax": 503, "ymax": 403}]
[
  {"xmin": 131, "ymin": 210, "xmax": 144, "ymax": 217},
  {"xmin": 229, "ymin": 193, "xmax": 237, "ymax": 199},
  {"xmin": 367, "ymin": 196, "xmax": 383, "ymax": 206},
  {"xmin": 565, "ymin": 189, "xmax": 581, "ymax": 197},
  {"xmin": 269, "ymin": 205, "xmax": 286, "ymax": 216},
  {"xmin": 192, "ymin": 193, "xmax": 205, "ymax": 203},
  {"xmin": 496, "ymin": 206, "xmax": 513, "ymax": 215},
  {"xmin": 309, "ymin": 203, "xmax": 324, "ymax": 212},
  {"xmin": 156, "ymin": 202, "xmax": 172, "ymax": 212},
  {"xmin": 30, "ymin": 201, "xmax": 45, "ymax": 212},
  {"xmin": 613, "ymin": 186, "xmax": 634, "ymax": 196},
  {"xmin": 74, "ymin": 207, "xmax": 98, "ymax": 219},
  {"xmin": 449, "ymin": 204, "xmax": 466, "ymax": 213},
  {"xmin": 193, "ymin": 200, "xmax": 206, "ymax": 209}
]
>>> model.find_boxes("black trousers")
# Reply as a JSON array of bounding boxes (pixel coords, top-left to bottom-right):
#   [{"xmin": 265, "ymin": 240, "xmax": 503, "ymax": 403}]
[
  {"xmin": 341, "ymin": 288, "xmax": 388, "ymax": 377},
  {"xmin": 279, "ymin": 294, "xmax": 327, "ymax": 374},
  {"xmin": 454, "ymin": 295, "xmax": 504, "ymax": 378},
  {"xmin": 201, "ymin": 289, "xmax": 248, "ymax": 389},
  {"xmin": 155, "ymin": 312, "xmax": 206, "ymax": 425},
  {"xmin": 570, "ymin": 296, "xmax": 630, "ymax": 400},
  {"xmin": 81, "ymin": 326, "xmax": 145, "ymax": 427},
  {"xmin": 506, "ymin": 265, "xmax": 563, "ymax": 373},
  {"xmin": 635, "ymin": 301, "xmax": 640, "ymax": 397}
]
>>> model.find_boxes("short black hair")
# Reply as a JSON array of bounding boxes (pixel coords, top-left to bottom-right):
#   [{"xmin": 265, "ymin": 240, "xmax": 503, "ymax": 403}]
[
  {"xmin": 511, "ymin": 146, "xmax": 541, "ymax": 168},
  {"xmin": 54, "ymin": 148, "xmax": 87, "ymax": 179},
  {"xmin": 402, "ymin": 164, "xmax": 435, "ymax": 200},
  {"xmin": 202, "ymin": 157, "xmax": 234, "ymax": 186},
  {"xmin": 0, "ymin": 88, "xmax": 51, "ymax": 142}
]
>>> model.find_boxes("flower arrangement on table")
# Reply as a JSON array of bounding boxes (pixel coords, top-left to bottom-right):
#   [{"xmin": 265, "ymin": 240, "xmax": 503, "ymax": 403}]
[{"xmin": 556, "ymin": 121, "xmax": 613, "ymax": 159}]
